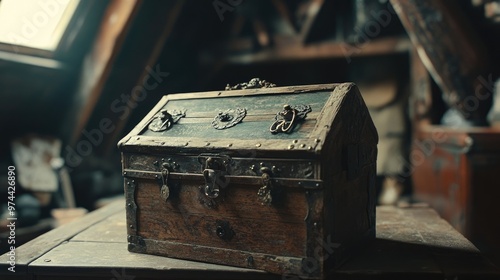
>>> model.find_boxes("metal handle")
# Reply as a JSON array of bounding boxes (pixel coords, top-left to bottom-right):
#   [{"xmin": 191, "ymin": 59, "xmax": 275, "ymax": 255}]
[
  {"xmin": 270, "ymin": 104, "xmax": 312, "ymax": 134},
  {"xmin": 148, "ymin": 109, "xmax": 186, "ymax": 132}
]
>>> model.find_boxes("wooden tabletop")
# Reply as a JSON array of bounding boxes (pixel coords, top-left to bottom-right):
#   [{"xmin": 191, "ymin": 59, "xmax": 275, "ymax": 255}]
[{"xmin": 1, "ymin": 200, "xmax": 499, "ymax": 280}]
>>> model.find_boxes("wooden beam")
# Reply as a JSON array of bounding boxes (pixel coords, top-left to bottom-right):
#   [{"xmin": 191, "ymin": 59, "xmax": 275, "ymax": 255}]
[
  {"xmin": 271, "ymin": 0, "xmax": 297, "ymax": 35},
  {"xmin": 222, "ymin": 36, "xmax": 411, "ymax": 64},
  {"xmin": 65, "ymin": 0, "xmax": 141, "ymax": 146},
  {"xmin": 0, "ymin": 43, "xmax": 53, "ymax": 57},
  {"xmin": 298, "ymin": 0, "xmax": 324, "ymax": 43},
  {"xmin": 103, "ymin": 0, "xmax": 185, "ymax": 155},
  {"xmin": 409, "ymin": 47, "xmax": 433, "ymax": 127},
  {"xmin": 390, "ymin": 0, "xmax": 491, "ymax": 124},
  {"xmin": 252, "ymin": 19, "xmax": 271, "ymax": 47},
  {"xmin": 0, "ymin": 50, "xmax": 65, "ymax": 70}
]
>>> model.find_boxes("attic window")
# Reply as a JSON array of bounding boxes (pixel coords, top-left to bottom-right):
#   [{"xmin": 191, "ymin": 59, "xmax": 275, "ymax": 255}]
[{"xmin": 0, "ymin": 0, "xmax": 80, "ymax": 51}]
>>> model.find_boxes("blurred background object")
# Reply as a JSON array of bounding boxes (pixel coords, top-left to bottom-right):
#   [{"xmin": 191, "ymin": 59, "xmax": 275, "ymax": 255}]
[
  {"xmin": 11, "ymin": 136, "xmax": 60, "ymax": 196},
  {"xmin": 488, "ymin": 79, "xmax": 500, "ymax": 126}
]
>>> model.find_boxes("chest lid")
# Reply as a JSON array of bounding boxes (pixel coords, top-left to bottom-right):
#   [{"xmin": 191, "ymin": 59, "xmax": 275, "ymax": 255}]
[{"xmin": 118, "ymin": 83, "xmax": 376, "ymax": 159}]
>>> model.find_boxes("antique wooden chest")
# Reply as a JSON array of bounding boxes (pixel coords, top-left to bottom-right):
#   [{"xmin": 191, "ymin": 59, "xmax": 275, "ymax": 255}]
[{"xmin": 118, "ymin": 82, "xmax": 378, "ymax": 279}]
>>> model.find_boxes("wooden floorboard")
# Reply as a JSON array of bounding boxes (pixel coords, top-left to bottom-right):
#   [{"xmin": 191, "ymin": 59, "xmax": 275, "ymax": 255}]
[
  {"xmin": 70, "ymin": 211, "xmax": 126, "ymax": 244},
  {"xmin": 0, "ymin": 199, "xmax": 124, "ymax": 275},
  {"xmin": 29, "ymin": 242, "xmax": 273, "ymax": 280}
]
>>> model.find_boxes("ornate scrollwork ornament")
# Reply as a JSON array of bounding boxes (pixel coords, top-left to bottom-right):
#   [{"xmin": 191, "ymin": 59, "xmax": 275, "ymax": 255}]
[{"xmin": 225, "ymin": 78, "xmax": 276, "ymax": 90}]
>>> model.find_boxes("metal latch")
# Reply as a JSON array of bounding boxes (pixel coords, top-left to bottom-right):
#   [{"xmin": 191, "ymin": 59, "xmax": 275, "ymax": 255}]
[
  {"xmin": 253, "ymin": 164, "xmax": 279, "ymax": 206},
  {"xmin": 159, "ymin": 163, "xmax": 172, "ymax": 201},
  {"xmin": 199, "ymin": 154, "xmax": 231, "ymax": 198},
  {"xmin": 257, "ymin": 168, "xmax": 273, "ymax": 205}
]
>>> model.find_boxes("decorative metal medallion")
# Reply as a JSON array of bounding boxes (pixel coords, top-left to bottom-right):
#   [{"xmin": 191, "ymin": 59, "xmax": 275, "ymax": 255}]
[
  {"xmin": 148, "ymin": 109, "xmax": 186, "ymax": 132},
  {"xmin": 270, "ymin": 104, "xmax": 312, "ymax": 134},
  {"xmin": 225, "ymin": 78, "xmax": 276, "ymax": 90},
  {"xmin": 211, "ymin": 108, "xmax": 247, "ymax": 130}
]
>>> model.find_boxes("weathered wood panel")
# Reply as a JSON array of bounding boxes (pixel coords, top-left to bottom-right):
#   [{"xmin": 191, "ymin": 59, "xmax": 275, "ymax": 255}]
[{"xmin": 135, "ymin": 179, "xmax": 308, "ymax": 256}]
